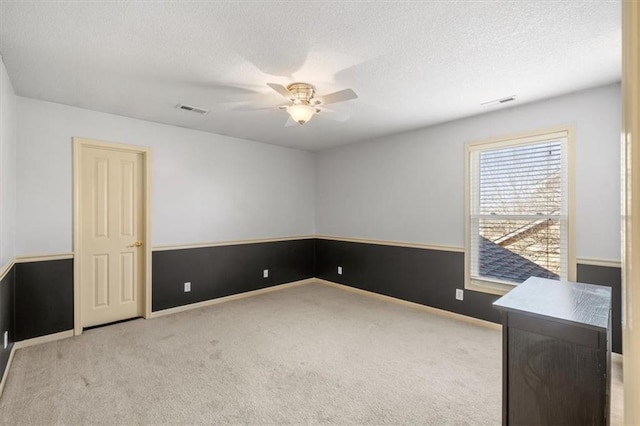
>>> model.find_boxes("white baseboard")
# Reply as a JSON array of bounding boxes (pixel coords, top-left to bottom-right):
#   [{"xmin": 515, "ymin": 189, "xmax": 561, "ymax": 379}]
[
  {"xmin": 0, "ymin": 330, "xmax": 74, "ymax": 399},
  {"xmin": 315, "ymin": 278, "xmax": 502, "ymax": 331},
  {"xmin": 612, "ymin": 352, "xmax": 623, "ymax": 364},
  {"xmin": 149, "ymin": 278, "xmax": 316, "ymax": 318},
  {"xmin": 13, "ymin": 330, "xmax": 74, "ymax": 350},
  {"xmin": 0, "ymin": 345, "xmax": 16, "ymax": 399}
]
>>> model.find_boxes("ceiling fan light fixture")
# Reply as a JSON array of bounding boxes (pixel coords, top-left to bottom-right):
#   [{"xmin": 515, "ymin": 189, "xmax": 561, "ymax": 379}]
[
  {"xmin": 287, "ymin": 104, "xmax": 316, "ymax": 125},
  {"xmin": 267, "ymin": 82, "xmax": 357, "ymax": 126}
]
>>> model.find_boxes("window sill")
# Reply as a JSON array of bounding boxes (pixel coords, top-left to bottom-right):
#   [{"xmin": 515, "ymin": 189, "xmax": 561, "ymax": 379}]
[{"xmin": 466, "ymin": 278, "xmax": 516, "ymax": 296}]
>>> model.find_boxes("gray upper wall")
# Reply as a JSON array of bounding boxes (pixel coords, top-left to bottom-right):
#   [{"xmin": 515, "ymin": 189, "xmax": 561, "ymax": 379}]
[
  {"xmin": 0, "ymin": 58, "xmax": 16, "ymax": 269},
  {"xmin": 15, "ymin": 97, "xmax": 316, "ymax": 256},
  {"xmin": 316, "ymin": 83, "xmax": 622, "ymax": 263},
  {"xmin": 8, "ymin": 75, "xmax": 622, "ymax": 262}
]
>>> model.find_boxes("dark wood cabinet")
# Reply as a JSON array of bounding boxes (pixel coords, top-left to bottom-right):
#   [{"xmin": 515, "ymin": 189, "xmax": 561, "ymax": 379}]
[{"xmin": 494, "ymin": 277, "xmax": 611, "ymax": 425}]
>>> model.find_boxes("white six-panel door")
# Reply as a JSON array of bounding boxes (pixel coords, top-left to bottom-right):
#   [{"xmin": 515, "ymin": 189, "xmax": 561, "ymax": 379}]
[{"xmin": 79, "ymin": 145, "xmax": 144, "ymax": 328}]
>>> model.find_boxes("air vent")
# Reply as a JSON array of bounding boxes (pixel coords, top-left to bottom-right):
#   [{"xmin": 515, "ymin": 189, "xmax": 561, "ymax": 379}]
[
  {"xmin": 481, "ymin": 95, "xmax": 517, "ymax": 106},
  {"xmin": 176, "ymin": 104, "xmax": 209, "ymax": 114}
]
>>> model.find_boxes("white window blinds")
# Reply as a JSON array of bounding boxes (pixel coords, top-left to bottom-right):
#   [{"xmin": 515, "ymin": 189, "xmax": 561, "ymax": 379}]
[{"xmin": 468, "ymin": 131, "xmax": 570, "ymax": 288}]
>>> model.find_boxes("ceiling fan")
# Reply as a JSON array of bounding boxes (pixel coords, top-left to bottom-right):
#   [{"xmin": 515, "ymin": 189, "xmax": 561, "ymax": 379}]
[{"xmin": 266, "ymin": 82, "xmax": 358, "ymax": 125}]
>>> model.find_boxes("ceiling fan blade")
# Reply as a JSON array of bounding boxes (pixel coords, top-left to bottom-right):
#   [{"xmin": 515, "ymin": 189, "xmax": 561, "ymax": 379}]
[
  {"xmin": 233, "ymin": 103, "xmax": 289, "ymax": 112},
  {"xmin": 318, "ymin": 107, "xmax": 350, "ymax": 123},
  {"xmin": 183, "ymin": 83, "xmax": 264, "ymax": 104},
  {"xmin": 267, "ymin": 83, "xmax": 295, "ymax": 100},
  {"xmin": 233, "ymin": 106, "xmax": 273, "ymax": 112},
  {"xmin": 317, "ymin": 88, "xmax": 358, "ymax": 105},
  {"xmin": 205, "ymin": 84, "xmax": 262, "ymax": 95}
]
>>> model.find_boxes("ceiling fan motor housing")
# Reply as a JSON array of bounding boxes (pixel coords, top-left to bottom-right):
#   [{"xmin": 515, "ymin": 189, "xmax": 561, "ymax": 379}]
[{"xmin": 287, "ymin": 83, "xmax": 316, "ymax": 105}]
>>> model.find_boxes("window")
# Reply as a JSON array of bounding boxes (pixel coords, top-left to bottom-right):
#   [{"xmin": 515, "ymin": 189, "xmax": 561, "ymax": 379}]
[{"xmin": 465, "ymin": 128, "xmax": 574, "ymax": 295}]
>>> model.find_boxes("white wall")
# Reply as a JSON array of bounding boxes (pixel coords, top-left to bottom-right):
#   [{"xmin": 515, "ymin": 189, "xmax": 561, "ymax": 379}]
[
  {"xmin": 316, "ymin": 83, "xmax": 622, "ymax": 262},
  {"xmin": 16, "ymin": 98, "xmax": 315, "ymax": 255},
  {"xmin": 0, "ymin": 58, "xmax": 16, "ymax": 268}
]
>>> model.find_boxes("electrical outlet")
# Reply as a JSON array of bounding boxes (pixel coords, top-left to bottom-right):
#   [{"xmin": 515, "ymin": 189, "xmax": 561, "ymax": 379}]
[
  {"xmin": 184, "ymin": 282, "xmax": 191, "ymax": 292},
  {"xmin": 456, "ymin": 289, "xmax": 464, "ymax": 301},
  {"xmin": 263, "ymin": 269, "xmax": 269, "ymax": 278},
  {"xmin": 337, "ymin": 266, "xmax": 343, "ymax": 275},
  {"xmin": 3, "ymin": 331, "xmax": 7, "ymax": 349}
]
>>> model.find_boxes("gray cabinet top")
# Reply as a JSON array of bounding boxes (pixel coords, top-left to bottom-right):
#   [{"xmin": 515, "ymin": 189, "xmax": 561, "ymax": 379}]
[{"xmin": 493, "ymin": 277, "xmax": 611, "ymax": 331}]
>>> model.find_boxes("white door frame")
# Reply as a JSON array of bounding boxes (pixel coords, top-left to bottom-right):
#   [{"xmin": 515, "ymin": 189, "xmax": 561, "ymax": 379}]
[
  {"xmin": 73, "ymin": 137, "xmax": 152, "ymax": 336},
  {"xmin": 622, "ymin": 1, "xmax": 640, "ymax": 424}
]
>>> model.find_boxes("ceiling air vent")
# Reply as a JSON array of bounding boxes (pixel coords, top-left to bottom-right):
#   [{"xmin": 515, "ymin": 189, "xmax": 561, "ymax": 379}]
[
  {"xmin": 481, "ymin": 95, "xmax": 517, "ymax": 106},
  {"xmin": 176, "ymin": 104, "xmax": 209, "ymax": 114}
]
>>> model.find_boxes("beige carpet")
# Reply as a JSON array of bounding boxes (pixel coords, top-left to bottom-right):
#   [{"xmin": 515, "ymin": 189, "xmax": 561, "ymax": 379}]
[{"xmin": 0, "ymin": 282, "xmax": 623, "ymax": 424}]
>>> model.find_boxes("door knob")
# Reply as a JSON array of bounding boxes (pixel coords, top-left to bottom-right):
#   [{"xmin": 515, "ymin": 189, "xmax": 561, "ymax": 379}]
[{"xmin": 127, "ymin": 241, "xmax": 143, "ymax": 248}]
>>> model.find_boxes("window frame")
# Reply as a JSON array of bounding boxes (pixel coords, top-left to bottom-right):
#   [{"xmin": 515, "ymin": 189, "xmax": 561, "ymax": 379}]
[{"xmin": 464, "ymin": 126, "xmax": 576, "ymax": 296}]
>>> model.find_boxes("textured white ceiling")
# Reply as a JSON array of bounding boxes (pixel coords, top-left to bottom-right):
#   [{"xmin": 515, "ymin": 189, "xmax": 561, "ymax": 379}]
[{"xmin": 0, "ymin": 1, "xmax": 621, "ymax": 150}]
